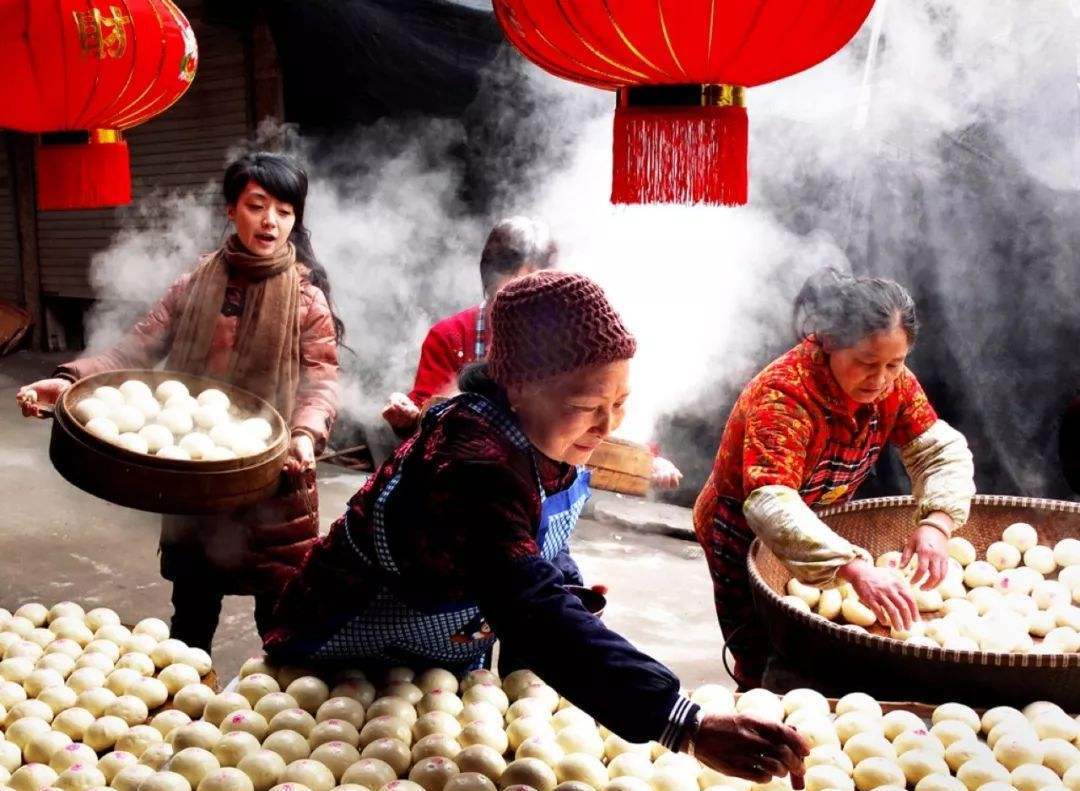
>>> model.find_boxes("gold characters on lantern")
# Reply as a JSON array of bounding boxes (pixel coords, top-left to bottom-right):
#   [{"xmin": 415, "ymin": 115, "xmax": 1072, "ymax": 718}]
[{"xmin": 73, "ymin": 6, "xmax": 132, "ymax": 59}]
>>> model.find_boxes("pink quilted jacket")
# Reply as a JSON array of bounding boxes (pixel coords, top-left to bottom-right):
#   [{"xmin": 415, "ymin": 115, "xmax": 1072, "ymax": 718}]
[{"xmin": 57, "ymin": 263, "xmax": 340, "ymax": 595}]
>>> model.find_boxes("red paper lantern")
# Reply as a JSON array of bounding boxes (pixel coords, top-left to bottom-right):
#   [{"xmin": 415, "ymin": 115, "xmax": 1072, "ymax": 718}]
[
  {"xmin": 0, "ymin": 0, "xmax": 198, "ymax": 210},
  {"xmin": 493, "ymin": 1, "xmax": 874, "ymax": 205}
]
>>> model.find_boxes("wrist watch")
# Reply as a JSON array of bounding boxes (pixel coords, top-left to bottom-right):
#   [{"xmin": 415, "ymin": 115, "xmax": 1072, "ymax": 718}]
[{"xmin": 684, "ymin": 708, "xmax": 705, "ymax": 757}]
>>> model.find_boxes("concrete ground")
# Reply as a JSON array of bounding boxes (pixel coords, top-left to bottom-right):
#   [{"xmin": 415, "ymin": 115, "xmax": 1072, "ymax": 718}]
[{"xmin": 0, "ymin": 350, "xmax": 730, "ymax": 691}]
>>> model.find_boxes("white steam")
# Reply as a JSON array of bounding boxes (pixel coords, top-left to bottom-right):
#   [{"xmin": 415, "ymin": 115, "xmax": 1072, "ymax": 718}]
[{"xmin": 83, "ymin": 0, "xmax": 1080, "ymax": 493}]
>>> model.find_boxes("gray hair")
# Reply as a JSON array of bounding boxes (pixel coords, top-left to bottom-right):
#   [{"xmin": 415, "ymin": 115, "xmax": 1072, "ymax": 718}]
[
  {"xmin": 479, "ymin": 216, "xmax": 558, "ymax": 295},
  {"xmin": 793, "ymin": 268, "xmax": 919, "ymax": 350}
]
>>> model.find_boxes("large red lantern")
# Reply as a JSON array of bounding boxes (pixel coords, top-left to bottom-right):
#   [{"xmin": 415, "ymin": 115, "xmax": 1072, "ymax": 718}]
[
  {"xmin": 0, "ymin": 0, "xmax": 198, "ymax": 211},
  {"xmin": 494, "ymin": 1, "xmax": 874, "ymax": 205}
]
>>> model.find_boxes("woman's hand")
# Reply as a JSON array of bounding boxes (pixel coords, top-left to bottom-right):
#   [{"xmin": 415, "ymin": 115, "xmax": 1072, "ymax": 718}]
[
  {"xmin": 284, "ymin": 433, "xmax": 315, "ymax": 477},
  {"xmin": 651, "ymin": 456, "xmax": 683, "ymax": 490},
  {"xmin": 691, "ymin": 712, "xmax": 809, "ymax": 787},
  {"xmin": 901, "ymin": 521, "xmax": 951, "ymax": 590},
  {"xmin": 16, "ymin": 378, "xmax": 71, "ymax": 419},
  {"xmin": 382, "ymin": 392, "xmax": 421, "ymax": 431},
  {"xmin": 838, "ymin": 559, "xmax": 919, "ymax": 631}
]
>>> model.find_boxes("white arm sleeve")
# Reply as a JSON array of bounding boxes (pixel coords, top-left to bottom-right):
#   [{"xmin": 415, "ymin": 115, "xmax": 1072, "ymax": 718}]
[
  {"xmin": 743, "ymin": 484, "xmax": 872, "ymax": 587},
  {"xmin": 900, "ymin": 419, "xmax": 976, "ymax": 534}
]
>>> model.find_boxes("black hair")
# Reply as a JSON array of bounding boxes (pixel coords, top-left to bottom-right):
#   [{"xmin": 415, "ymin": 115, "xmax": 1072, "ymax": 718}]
[
  {"xmin": 457, "ymin": 361, "xmax": 502, "ymax": 400},
  {"xmin": 793, "ymin": 268, "xmax": 918, "ymax": 350},
  {"xmin": 223, "ymin": 152, "xmax": 346, "ymax": 346},
  {"xmin": 479, "ymin": 216, "xmax": 558, "ymax": 297}
]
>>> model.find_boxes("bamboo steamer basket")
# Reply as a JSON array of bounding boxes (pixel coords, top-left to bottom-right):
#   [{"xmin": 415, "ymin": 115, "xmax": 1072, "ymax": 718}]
[
  {"xmin": 50, "ymin": 370, "xmax": 289, "ymax": 515},
  {"xmin": 587, "ymin": 437, "xmax": 651, "ymax": 496},
  {"xmin": 748, "ymin": 494, "xmax": 1080, "ymax": 709}
]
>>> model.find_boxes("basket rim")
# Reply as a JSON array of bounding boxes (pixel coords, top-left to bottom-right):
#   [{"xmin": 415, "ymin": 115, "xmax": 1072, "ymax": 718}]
[
  {"xmin": 59, "ymin": 368, "xmax": 289, "ymax": 468},
  {"xmin": 816, "ymin": 493, "xmax": 1080, "ymax": 519},
  {"xmin": 747, "ymin": 493, "xmax": 1080, "ymax": 669}
]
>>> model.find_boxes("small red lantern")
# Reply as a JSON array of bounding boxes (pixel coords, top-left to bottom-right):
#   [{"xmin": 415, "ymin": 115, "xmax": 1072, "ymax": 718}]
[
  {"xmin": 0, "ymin": 0, "xmax": 198, "ymax": 210},
  {"xmin": 494, "ymin": 1, "xmax": 874, "ymax": 205}
]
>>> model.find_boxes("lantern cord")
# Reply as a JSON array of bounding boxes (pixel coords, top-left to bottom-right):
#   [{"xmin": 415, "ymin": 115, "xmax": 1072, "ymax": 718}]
[{"xmin": 853, "ymin": 0, "xmax": 890, "ymax": 133}]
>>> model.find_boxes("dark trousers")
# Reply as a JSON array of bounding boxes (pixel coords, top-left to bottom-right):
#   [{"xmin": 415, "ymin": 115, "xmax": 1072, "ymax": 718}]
[
  {"xmin": 169, "ymin": 576, "xmax": 277, "ymax": 653},
  {"xmin": 703, "ymin": 515, "xmax": 770, "ymax": 688}
]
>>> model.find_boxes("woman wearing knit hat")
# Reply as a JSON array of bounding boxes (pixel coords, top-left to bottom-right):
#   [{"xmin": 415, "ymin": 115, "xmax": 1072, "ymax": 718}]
[{"xmin": 266, "ymin": 271, "xmax": 807, "ymax": 782}]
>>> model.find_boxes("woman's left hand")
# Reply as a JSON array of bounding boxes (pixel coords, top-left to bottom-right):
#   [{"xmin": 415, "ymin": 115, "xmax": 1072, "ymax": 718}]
[
  {"xmin": 284, "ymin": 433, "xmax": 316, "ymax": 477},
  {"xmin": 690, "ymin": 712, "xmax": 808, "ymax": 787},
  {"xmin": 651, "ymin": 456, "xmax": 683, "ymax": 490},
  {"xmin": 901, "ymin": 520, "xmax": 951, "ymax": 590}
]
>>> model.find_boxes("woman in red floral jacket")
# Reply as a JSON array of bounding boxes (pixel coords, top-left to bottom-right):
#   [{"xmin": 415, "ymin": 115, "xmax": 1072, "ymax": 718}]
[
  {"xmin": 17, "ymin": 153, "xmax": 341, "ymax": 652},
  {"xmin": 694, "ymin": 270, "xmax": 975, "ymax": 688}
]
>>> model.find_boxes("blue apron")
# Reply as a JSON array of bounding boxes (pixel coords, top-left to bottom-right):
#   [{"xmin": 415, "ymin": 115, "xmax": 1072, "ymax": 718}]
[{"xmin": 309, "ymin": 393, "xmax": 592, "ymax": 670}]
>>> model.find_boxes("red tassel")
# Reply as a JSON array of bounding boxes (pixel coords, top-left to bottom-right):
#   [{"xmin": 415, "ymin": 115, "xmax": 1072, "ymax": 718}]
[
  {"xmin": 611, "ymin": 105, "xmax": 748, "ymax": 206},
  {"xmin": 35, "ymin": 136, "xmax": 132, "ymax": 211}
]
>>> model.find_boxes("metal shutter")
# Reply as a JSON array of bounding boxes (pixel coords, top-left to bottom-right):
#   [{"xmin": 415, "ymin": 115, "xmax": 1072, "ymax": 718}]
[
  {"xmin": 37, "ymin": 0, "xmax": 252, "ymax": 299},
  {"xmin": 0, "ymin": 135, "xmax": 20, "ymax": 302}
]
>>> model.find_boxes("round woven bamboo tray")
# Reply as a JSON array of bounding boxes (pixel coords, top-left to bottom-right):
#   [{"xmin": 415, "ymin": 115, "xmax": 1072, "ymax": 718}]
[
  {"xmin": 748, "ymin": 494, "xmax": 1080, "ymax": 709},
  {"xmin": 50, "ymin": 370, "xmax": 288, "ymax": 515},
  {"xmin": 587, "ymin": 437, "xmax": 651, "ymax": 496}
]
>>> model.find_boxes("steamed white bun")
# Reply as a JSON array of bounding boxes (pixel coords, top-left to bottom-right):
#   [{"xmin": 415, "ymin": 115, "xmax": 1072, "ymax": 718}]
[
  {"xmin": 74, "ymin": 398, "xmax": 111, "ymax": 425},
  {"xmin": 85, "ymin": 416, "xmax": 120, "ymax": 441},
  {"xmin": 116, "ymin": 433, "xmax": 149, "ymax": 455},
  {"xmin": 179, "ymin": 432, "xmax": 215, "ymax": 460},
  {"xmin": 197, "ymin": 388, "xmax": 230, "ymax": 411},
  {"xmin": 157, "ymin": 445, "xmax": 192, "ymax": 460},
  {"xmin": 241, "ymin": 417, "xmax": 273, "ymax": 442},
  {"xmin": 119, "ymin": 380, "xmax": 154, "ymax": 403},
  {"xmin": 155, "ymin": 380, "xmax": 190, "ymax": 403},
  {"xmin": 93, "ymin": 386, "xmax": 125, "ymax": 408}
]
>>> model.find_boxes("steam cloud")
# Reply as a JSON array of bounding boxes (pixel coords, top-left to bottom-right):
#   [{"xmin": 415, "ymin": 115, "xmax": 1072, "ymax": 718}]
[{"xmin": 83, "ymin": 0, "xmax": 1080, "ymax": 497}]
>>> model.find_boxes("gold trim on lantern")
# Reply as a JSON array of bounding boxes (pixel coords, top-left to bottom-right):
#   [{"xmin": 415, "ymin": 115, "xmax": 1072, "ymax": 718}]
[
  {"xmin": 617, "ymin": 84, "xmax": 746, "ymax": 108},
  {"xmin": 553, "ymin": 0, "xmax": 649, "ymax": 81},
  {"xmin": 602, "ymin": 0, "xmax": 668, "ymax": 77},
  {"xmin": 702, "ymin": 84, "xmax": 746, "ymax": 107},
  {"xmin": 90, "ymin": 129, "xmax": 122, "ymax": 144}
]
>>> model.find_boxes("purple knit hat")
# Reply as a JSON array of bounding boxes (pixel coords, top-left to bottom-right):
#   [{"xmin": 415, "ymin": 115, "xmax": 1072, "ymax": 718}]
[{"xmin": 488, "ymin": 270, "xmax": 637, "ymax": 386}]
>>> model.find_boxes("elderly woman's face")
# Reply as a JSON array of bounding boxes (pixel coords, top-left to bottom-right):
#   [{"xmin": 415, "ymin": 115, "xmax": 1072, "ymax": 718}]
[
  {"xmin": 508, "ymin": 360, "xmax": 630, "ymax": 465},
  {"xmin": 827, "ymin": 322, "xmax": 910, "ymax": 404}
]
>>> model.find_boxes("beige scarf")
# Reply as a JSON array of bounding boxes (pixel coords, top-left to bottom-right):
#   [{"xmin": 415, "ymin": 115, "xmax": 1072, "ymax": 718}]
[{"xmin": 169, "ymin": 234, "xmax": 301, "ymax": 421}]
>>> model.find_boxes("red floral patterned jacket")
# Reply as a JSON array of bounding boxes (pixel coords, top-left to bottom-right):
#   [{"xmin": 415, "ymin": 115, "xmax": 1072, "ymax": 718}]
[{"xmin": 694, "ymin": 338, "xmax": 938, "ymax": 542}]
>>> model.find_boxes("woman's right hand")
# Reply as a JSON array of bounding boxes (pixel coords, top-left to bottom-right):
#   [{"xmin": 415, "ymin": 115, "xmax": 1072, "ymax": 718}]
[
  {"xmin": 16, "ymin": 378, "xmax": 71, "ymax": 419},
  {"xmin": 838, "ymin": 559, "xmax": 919, "ymax": 631},
  {"xmin": 381, "ymin": 392, "xmax": 421, "ymax": 431},
  {"xmin": 691, "ymin": 712, "xmax": 809, "ymax": 787}
]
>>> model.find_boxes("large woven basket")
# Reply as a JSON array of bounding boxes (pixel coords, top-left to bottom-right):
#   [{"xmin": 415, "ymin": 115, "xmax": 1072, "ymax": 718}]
[{"xmin": 748, "ymin": 494, "xmax": 1080, "ymax": 709}]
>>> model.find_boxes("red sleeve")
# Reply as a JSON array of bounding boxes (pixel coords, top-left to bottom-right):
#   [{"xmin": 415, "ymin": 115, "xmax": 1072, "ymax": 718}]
[
  {"xmin": 889, "ymin": 368, "xmax": 939, "ymax": 446},
  {"xmin": 290, "ymin": 287, "xmax": 340, "ymax": 453},
  {"xmin": 407, "ymin": 327, "xmax": 461, "ymax": 407},
  {"xmin": 56, "ymin": 274, "xmax": 189, "ymax": 381},
  {"xmin": 742, "ymin": 389, "xmax": 815, "ymax": 493}
]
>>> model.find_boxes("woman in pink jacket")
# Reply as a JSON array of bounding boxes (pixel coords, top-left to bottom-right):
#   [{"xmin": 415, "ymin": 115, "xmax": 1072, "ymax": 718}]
[{"xmin": 17, "ymin": 152, "xmax": 342, "ymax": 652}]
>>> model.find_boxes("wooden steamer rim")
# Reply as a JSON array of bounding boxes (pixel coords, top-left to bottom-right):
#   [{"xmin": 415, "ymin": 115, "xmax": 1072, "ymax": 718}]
[
  {"xmin": 747, "ymin": 494, "xmax": 1080, "ymax": 709},
  {"xmin": 50, "ymin": 369, "xmax": 290, "ymax": 515},
  {"xmin": 587, "ymin": 436, "xmax": 652, "ymax": 497}
]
